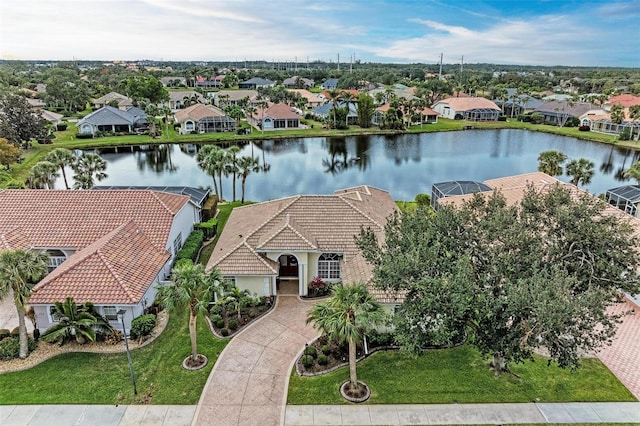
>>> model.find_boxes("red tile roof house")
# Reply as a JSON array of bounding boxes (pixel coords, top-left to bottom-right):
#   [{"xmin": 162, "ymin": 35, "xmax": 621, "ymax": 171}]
[
  {"xmin": 432, "ymin": 97, "xmax": 501, "ymax": 121},
  {"xmin": 372, "ymin": 103, "xmax": 438, "ymax": 126},
  {"xmin": 247, "ymin": 102, "xmax": 303, "ymax": 131},
  {"xmin": 206, "ymin": 186, "xmax": 401, "ymax": 305},
  {"xmin": 174, "ymin": 103, "xmax": 236, "ymax": 134},
  {"xmin": 0, "ymin": 189, "xmax": 199, "ymax": 333}
]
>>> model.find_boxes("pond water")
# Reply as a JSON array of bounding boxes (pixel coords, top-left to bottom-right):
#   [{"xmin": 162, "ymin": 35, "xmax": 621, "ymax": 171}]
[{"xmin": 58, "ymin": 129, "xmax": 640, "ymax": 201}]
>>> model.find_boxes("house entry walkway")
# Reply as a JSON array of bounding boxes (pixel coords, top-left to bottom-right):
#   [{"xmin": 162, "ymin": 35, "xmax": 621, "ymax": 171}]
[{"xmin": 192, "ymin": 293, "xmax": 318, "ymax": 426}]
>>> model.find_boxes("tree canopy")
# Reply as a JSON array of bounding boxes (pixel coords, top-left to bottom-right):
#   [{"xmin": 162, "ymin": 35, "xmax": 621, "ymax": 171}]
[
  {"xmin": 0, "ymin": 94, "xmax": 48, "ymax": 147},
  {"xmin": 357, "ymin": 184, "xmax": 640, "ymax": 371}
]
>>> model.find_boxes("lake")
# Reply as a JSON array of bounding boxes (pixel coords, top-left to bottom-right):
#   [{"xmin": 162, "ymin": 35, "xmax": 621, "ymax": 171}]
[{"xmin": 60, "ymin": 129, "xmax": 640, "ymax": 201}]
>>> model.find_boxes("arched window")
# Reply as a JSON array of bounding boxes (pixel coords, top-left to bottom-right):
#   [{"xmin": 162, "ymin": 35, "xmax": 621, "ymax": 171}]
[{"xmin": 318, "ymin": 253, "xmax": 341, "ymax": 280}]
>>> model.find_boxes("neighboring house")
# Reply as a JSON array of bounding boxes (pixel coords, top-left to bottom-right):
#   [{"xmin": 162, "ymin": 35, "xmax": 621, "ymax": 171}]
[
  {"xmin": 604, "ymin": 94, "xmax": 640, "ymax": 110},
  {"xmin": 206, "ymin": 185, "xmax": 400, "ymax": 304},
  {"xmin": 164, "ymin": 90, "xmax": 206, "ymax": 110},
  {"xmin": 372, "ymin": 104, "xmax": 438, "ymax": 126},
  {"xmin": 248, "ymin": 102, "xmax": 302, "ymax": 131},
  {"xmin": 212, "ymin": 89, "xmax": 259, "ymax": 107},
  {"xmin": 580, "ymin": 109, "xmax": 640, "ymax": 137},
  {"xmin": 40, "ymin": 109, "xmax": 64, "ymax": 125},
  {"xmin": 432, "ymin": 97, "xmax": 501, "ymax": 121},
  {"xmin": 368, "ymin": 87, "xmax": 417, "ymax": 104},
  {"xmin": 0, "ymin": 189, "xmax": 198, "ymax": 333},
  {"xmin": 76, "ymin": 106, "xmax": 147, "ymax": 136},
  {"xmin": 606, "ymin": 185, "xmax": 640, "ymax": 218},
  {"xmin": 287, "ymin": 89, "xmax": 325, "ymax": 108},
  {"xmin": 283, "ymin": 76, "xmax": 314, "ymax": 89},
  {"xmin": 93, "ymin": 92, "xmax": 134, "ymax": 110},
  {"xmin": 542, "ymin": 93, "xmax": 573, "ymax": 102},
  {"xmin": 493, "ymin": 89, "xmax": 543, "ymax": 116},
  {"xmin": 320, "ymin": 78, "xmax": 339, "ymax": 90},
  {"xmin": 534, "ymin": 100, "xmax": 599, "ymax": 126},
  {"xmin": 174, "ymin": 103, "xmax": 236, "ymax": 134},
  {"xmin": 26, "ymin": 98, "xmax": 46, "ymax": 110},
  {"xmin": 194, "ymin": 76, "xmax": 221, "ymax": 88},
  {"xmin": 35, "ymin": 83, "xmax": 47, "ymax": 93},
  {"xmin": 238, "ymin": 77, "xmax": 275, "ymax": 89},
  {"xmin": 160, "ymin": 76, "xmax": 187, "ymax": 87},
  {"xmin": 312, "ymin": 100, "xmax": 358, "ymax": 125}
]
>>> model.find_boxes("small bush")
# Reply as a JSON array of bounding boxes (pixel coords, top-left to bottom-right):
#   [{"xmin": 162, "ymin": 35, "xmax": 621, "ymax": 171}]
[
  {"xmin": 530, "ymin": 113, "xmax": 544, "ymax": 124},
  {"xmin": 104, "ymin": 330, "xmax": 123, "ymax": 345},
  {"xmin": 195, "ymin": 218, "xmax": 218, "ymax": 239},
  {"xmin": 301, "ymin": 354, "xmax": 314, "ymax": 368},
  {"xmin": 0, "ymin": 336, "xmax": 35, "ymax": 360},
  {"xmin": 220, "ymin": 328, "xmax": 229, "ymax": 337},
  {"xmin": 497, "ymin": 116, "xmax": 507, "ymax": 121},
  {"xmin": 130, "ymin": 314, "xmax": 157, "ymax": 340},
  {"xmin": 0, "ymin": 329, "xmax": 10, "ymax": 340},
  {"xmin": 215, "ymin": 319, "xmax": 225, "ymax": 329},
  {"xmin": 578, "ymin": 125, "xmax": 591, "ymax": 131},
  {"xmin": 210, "ymin": 314, "xmax": 222, "ymax": 323},
  {"xmin": 76, "ymin": 133, "xmax": 93, "ymax": 139},
  {"xmin": 228, "ymin": 319, "xmax": 238, "ymax": 330},
  {"xmin": 175, "ymin": 230, "xmax": 204, "ymax": 262},
  {"xmin": 317, "ymin": 354, "xmax": 328, "ymax": 365},
  {"xmin": 304, "ymin": 345, "xmax": 317, "ymax": 358},
  {"xmin": 321, "ymin": 344, "xmax": 331, "ymax": 355},
  {"xmin": 56, "ymin": 122, "xmax": 68, "ymax": 131}
]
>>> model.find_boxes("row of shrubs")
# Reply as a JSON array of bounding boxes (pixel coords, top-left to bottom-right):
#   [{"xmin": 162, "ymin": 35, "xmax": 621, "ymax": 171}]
[
  {"xmin": 194, "ymin": 218, "xmax": 217, "ymax": 240},
  {"xmin": 175, "ymin": 230, "xmax": 204, "ymax": 262},
  {"xmin": 301, "ymin": 344, "xmax": 330, "ymax": 368},
  {"xmin": 0, "ymin": 336, "xmax": 36, "ymax": 360}
]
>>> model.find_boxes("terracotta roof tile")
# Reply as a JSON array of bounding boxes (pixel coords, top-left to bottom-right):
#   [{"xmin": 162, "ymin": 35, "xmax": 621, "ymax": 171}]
[
  {"xmin": 175, "ymin": 104, "xmax": 228, "ymax": 123},
  {"xmin": 435, "ymin": 97, "xmax": 500, "ymax": 111}
]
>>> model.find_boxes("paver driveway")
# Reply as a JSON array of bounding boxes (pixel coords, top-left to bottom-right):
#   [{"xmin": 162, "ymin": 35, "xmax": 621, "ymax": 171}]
[
  {"xmin": 596, "ymin": 301, "xmax": 640, "ymax": 399},
  {"xmin": 192, "ymin": 291, "xmax": 318, "ymax": 426}
]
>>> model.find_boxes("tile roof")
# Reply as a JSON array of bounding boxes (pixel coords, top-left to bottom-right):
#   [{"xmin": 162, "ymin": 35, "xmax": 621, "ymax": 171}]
[
  {"xmin": 208, "ymin": 186, "xmax": 399, "ymax": 295},
  {"xmin": 93, "ymin": 92, "xmax": 133, "ymax": 106},
  {"xmin": 251, "ymin": 103, "xmax": 300, "ymax": 120},
  {"xmin": 434, "ymin": 97, "xmax": 501, "ymax": 111},
  {"xmin": 175, "ymin": 103, "xmax": 228, "ymax": 123},
  {"xmin": 30, "ymin": 221, "xmax": 170, "ymax": 304},
  {"xmin": 0, "ymin": 190, "xmax": 190, "ymax": 305},
  {"xmin": 78, "ymin": 106, "xmax": 145, "ymax": 127},
  {"xmin": 534, "ymin": 100, "xmax": 598, "ymax": 117},
  {"xmin": 606, "ymin": 94, "xmax": 640, "ymax": 108},
  {"xmin": 214, "ymin": 90, "xmax": 259, "ymax": 102}
]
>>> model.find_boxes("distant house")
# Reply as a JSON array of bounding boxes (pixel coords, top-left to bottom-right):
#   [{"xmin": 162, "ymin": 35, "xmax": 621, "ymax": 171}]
[
  {"xmin": 283, "ymin": 76, "xmax": 314, "ymax": 89},
  {"xmin": 432, "ymin": 97, "xmax": 501, "ymax": 121},
  {"xmin": 581, "ymin": 109, "xmax": 640, "ymax": 138},
  {"xmin": 494, "ymin": 89, "xmax": 543, "ymax": 116},
  {"xmin": 212, "ymin": 90, "xmax": 259, "ymax": 107},
  {"xmin": 606, "ymin": 185, "xmax": 640, "ymax": 218},
  {"xmin": 77, "ymin": 106, "xmax": 147, "ymax": 136},
  {"xmin": 174, "ymin": 103, "xmax": 236, "ymax": 134},
  {"xmin": 194, "ymin": 76, "xmax": 221, "ymax": 88},
  {"xmin": 165, "ymin": 90, "xmax": 206, "ymax": 111},
  {"xmin": 238, "ymin": 77, "xmax": 275, "ymax": 89},
  {"xmin": 248, "ymin": 102, "xmax": 302, "ymax": 131},
  {"xmin": 160, "ymin": 76, "xmax": 187, "ymax": 87},
  {"xmin": 0, "ymin": 189, "xmax": 198, "ymax": 333},
  {"xmin": 287, "ymin": 89, "xmax": 325, "ymax": 109},
  {"xmin": 26, "ymin": 98, "xmax": 46, "ymax": 110},
  {"xmin": 372, "ymin": 104, "xmax": 438, "ymax": 126},
  {"xmin": 534, "ymin": 101, "xmax": 598, "ymax": 126},
  {"xmin": 312, "ymin": 101, "xmax": 358, "ymax": 125},
  {"xmin": 40, "ymin": 109, "xmax": 64, "ymax": 125},
  {"xmin": 604, "ymin": 94, "xmax": 640, "ymax": 110},
  {"xmin": 320, "ymin": 78, "xmax": 339, "ymax": 90},
  {"xmin": 93, "ymin": 92, "xmax": 134, "ymax": 111},
  {"xmin": 368, "ymin": 87, "xmax": 417, "ymax": 104}
]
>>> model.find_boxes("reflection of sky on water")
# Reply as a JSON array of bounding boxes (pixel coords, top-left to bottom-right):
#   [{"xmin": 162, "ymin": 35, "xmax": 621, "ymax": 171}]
[{"xmin": 56, "ymin": 130, "xmax": 640, "ymax": 202}]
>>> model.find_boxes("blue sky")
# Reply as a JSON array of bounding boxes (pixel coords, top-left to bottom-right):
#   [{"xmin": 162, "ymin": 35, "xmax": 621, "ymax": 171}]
[{"xmin": 1, "ymin": 0, "xmax": 638, "ymax": 66}]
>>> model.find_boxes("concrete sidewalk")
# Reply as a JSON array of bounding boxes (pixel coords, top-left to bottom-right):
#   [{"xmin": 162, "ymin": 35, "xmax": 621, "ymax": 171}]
[{"xmin": 2, "ymin": 402, "xmax": 639, "ymax": 425}]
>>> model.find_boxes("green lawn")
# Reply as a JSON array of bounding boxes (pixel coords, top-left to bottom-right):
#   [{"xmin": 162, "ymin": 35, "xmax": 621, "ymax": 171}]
[
  {"xmin": 197, "ymin": 201, "xmax": 252, "ymax": 266},
  {"xmin": 0, "ymin": 306, "xmax": 227, "ymax": 405},
  {"xmin": 287, "ymin": 345, "xmax": 636, "ymax": 404}
]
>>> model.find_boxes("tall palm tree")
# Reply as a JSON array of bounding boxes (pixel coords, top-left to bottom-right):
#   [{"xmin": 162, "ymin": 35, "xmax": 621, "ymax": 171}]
[
  {"xmin": 537, "ymin": 150, "xmax": 568, "ymax": 176},
  {"xmin": 71, "ymin": 153, "xmax": 108, "ymax": 189},
  {"xmin": 40, "ymin": 297, "xmax": 112, "ymax": 345},
  {"xmin": 610, "ymin": 103, "xmax": 625, "ymax": 125},
  {"xmin": 0, "ymin": 249, "xmax": 49, "ymax": 358},
  {"xmin": 327, "ymin": 89, "xmax": 341, "ymax": 129},
  {"xmin": 237, "ymin": 155, "xmax": 260, "ymax": 203},
  {"xmin": 306, "ymin": 283, "xmax": 384, "ymax": 392},
  {"xmin": 44, "ymin": 148, "xmax": 76, "ymax": 189},
  {"xmin": 226, "ymin": 146, "xmax": 241, "ymax": 202},
  {"xmin": 196, "ymin": 145, "xmax": 220, "ymax": 198},
  {"xmin": 566, "ymin": 158, "xmax": 595, "ymax": 187},
  {"xmin": 341, "ymin": 91, "xmax": 358, "ymax": 128},
  {"xmin": 27, "ymin": 160, "xmax": 59, "ymax": 189},
  {"xmin": 628, "ymin": 105, "xmax": 640, "ymax": 141},
  {"xmin": 157, "ymin": 262, "xmax": 223, "ymax": 364},
  {"xmin": 624, "ymin": 161, "xmax": 640, "ymax": 184}
]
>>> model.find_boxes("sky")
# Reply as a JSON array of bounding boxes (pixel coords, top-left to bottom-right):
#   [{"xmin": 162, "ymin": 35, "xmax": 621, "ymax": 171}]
[{"xmin": 1, "ymin": 0, "xmax": 639, "ymax": 67}]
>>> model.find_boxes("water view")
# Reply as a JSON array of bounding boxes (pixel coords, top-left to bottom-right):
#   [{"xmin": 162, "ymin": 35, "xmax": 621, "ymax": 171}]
[{"xmin": 63, "ymin": 129, "xmax": 640, "ymax": 201}]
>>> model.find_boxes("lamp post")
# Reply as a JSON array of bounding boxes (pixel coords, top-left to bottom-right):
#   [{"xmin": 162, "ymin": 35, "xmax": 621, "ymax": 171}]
[{"xmin": 117, "ymin": 309, "xmax": 137, "ymax": 395}]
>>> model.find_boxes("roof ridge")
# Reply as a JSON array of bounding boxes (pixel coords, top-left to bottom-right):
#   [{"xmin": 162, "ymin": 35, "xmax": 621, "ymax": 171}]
[
  {"xmin": 95, "ymin": 248, "xmax": 137, "ymax": 303},
  {"xmin": 245, "ymin": 195, "xmax": 301, "ymax": 240},
  {"xmin": 213, "ymin": 240, "xmax": 278, "ymax": 274},
  {"xmin": 338, "ymin": 195, "xmax": 384, "ymax": 230}
]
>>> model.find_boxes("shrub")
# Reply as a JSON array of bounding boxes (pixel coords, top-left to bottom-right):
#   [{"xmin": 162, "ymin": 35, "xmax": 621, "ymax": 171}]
[
  {"xmin": 228, "ymin": 319, "xmax": 238, "ymax": 330},
  {"xmin": 368, "ymin": 330, "xmax": 394, "ymax": 346},
  {"xmin": 317, "ymin": 354, "xmax": 328, "ymax": 365},
  {"xmin": 321, "ymin": 344, "xmax": 331, "ymax": 355},
  {"xmin": 301, "ymin": 354, "xmax": 314, "ymax": 368},
  {"xmin": 530, "ymin": 113, "xmax": 544, "ymax": 124},
  {"xmin": 215, "ymin": 319, "xmax": 225, "ymax": 329},
  {"xmin": 175, "ymin": 230, "xmax": 204, "ymax": 262},
  {"xmin": 304, "ymin": 345, "xmax": 317, "ymax": 358},
  {"xmin": 579, "ymin": 125, "xmax": 591, "ymax": 131},
  {"xmin": 75, "ymin": 133, "xmax": 93, "ymax": 139},
  {"xmin": 0, "ymin": 329, "xmax": 10, "ymax": 340},
  {"xmin": 497, "ymin": 116, "xmax": 507, "ymax": 121},
  {"xmin": 619, "ymin": 128, "xmax": 632, "ymax": 141},
  {"xmin": 195, "ymin": 218, "xmax": 218, "ymax": 239},
  {"xmin": 210, "ymin": 314, "xmax": 222, "ymax": 323},
  {"xmin": 220, "ymin": 328, "xmax": 229, "ymax": 336},
  {"xmin": 415, "ymin": 193, "xmax": 431, "ymax": 208},
  {"xmin": 104, "ymin": 330, "xmax": 123, "ymax": 345},
  {"xmin": 129, "ymin": 314, "xmax": 157, "ymax": 340},
  {"xmin": 56, "ymin": 122, "xmax": 68, "ymax": 131},
  {"xmin": 0, "ymin": 336, "xmax": 35, "ymax": 360}
]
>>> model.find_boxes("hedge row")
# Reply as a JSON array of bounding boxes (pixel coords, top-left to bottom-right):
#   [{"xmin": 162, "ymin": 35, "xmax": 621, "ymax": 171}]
[{"xmin": 175, "ymin": 230, "xmax": 204, "ymax": 262}]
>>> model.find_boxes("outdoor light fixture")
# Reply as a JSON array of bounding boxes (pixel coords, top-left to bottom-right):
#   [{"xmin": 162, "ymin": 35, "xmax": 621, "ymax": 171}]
[{"xmin": 117, "ymin": 309, "xmax": 137, "ymax": 395}]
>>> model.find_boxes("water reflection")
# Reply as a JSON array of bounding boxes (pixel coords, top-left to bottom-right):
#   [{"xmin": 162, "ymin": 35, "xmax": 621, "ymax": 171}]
[{"xmin": 61, "ymin": 130, "xmax": 639, "ymax": 201}]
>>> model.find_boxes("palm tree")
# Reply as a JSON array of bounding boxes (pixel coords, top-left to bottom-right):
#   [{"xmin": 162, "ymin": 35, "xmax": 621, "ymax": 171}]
[
  {"xmin": 610, "ymin": 103, "xmax": 625, "ymax": 125},
  {"xmin": 226, "ymin": 146, "xmax": 241, "ymax": 202},
  {"xmin": 624, "ymin": 161, "xmax": 640, "ymax": 184},
  {"xmin": 237, "ymin": 155, "xmax": 261, "ymax": 203},
  {"xmin": 72, "ymin": 153, "xmax": 108, "ymax": 189},
  {"xmin": 40, "ymin": 297, "xmax": 112, "ymax": 345},
  {"xmin": 0, "ymin": 249, "xmax": 49, "ymax": 358},
  {"xmin": 196, "ymin": 145, "xmax": 220, "ymax": 198},
  {"xmin": 566, "ymin": 158, "xmax": 595, "ymax": 187},
  {"xmin": 223, "ymin": 285, "xmax": 251, "ymax": 320},
  {"xmin": 27, "ymin": 161, "xmax": 59, "ymax": 189},
  {"xmin": 341, "ymin": 91, "xmax": 358, "ymax": 128},
  {"xmin": 327, "ymin": 89, "xmax": 341, "ymax": 129},
  {"xmin": 537, "ymin": 150, "xmax": 568, "ymax": 176},
  {"xmin": 628, "ymin": 105, "xmax": 640, "ymax": 141},
  {"xmin": 306, "ymin": 283, "xmax": 384, "ymax": 393},
  {"xmin": 157, "ymin": 262, "xmax": 223, "ymax": 365},
  {"xmin": 44, "ymin": 148, "xmax": 76, "ymax": 189}
]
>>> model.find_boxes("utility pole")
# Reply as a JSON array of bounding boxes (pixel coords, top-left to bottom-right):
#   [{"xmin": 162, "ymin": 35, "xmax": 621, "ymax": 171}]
[
  {"xmin": 337, "ymin": 53, "xmax": 340, "ymax": 72},
  {"xmin": 460, "ymin": 55, "xmax": 464, "ymax": 73},
  {"xmin": 439, "ymin": 53, "xmax": 443, "ymax": 80},
  {"xmin": 295, "ymin": 56, "xmax": 297, "ymax": 72}
]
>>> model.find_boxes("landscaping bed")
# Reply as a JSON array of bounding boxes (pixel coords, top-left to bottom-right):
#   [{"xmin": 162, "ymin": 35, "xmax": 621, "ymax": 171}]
[{"xmin": 208, "ymin": 296, "xmax": 274, "ymax": 337}]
